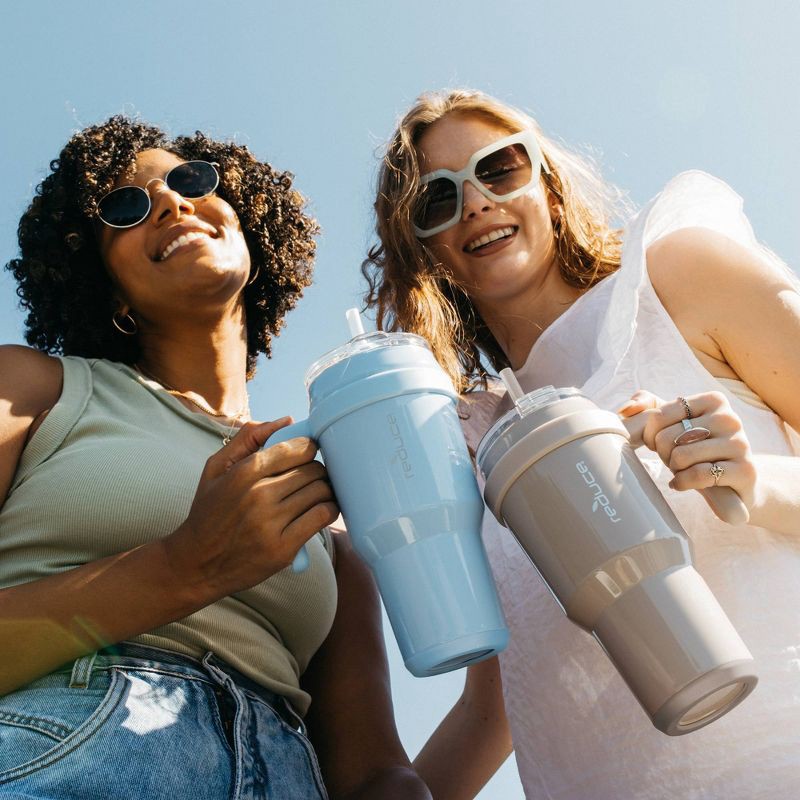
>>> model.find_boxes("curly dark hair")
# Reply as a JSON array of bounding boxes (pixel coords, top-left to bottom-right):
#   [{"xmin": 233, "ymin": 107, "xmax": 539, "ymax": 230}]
[{"xmin": 5, "ymin": 115, "xmax": 319, "ymax": 377}]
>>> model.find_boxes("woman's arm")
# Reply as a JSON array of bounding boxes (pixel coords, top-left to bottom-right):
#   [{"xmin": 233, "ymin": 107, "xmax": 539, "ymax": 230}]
[
  {"xmin": 625, "ymin": 228, "xmax": 800, "ymax": 533},
  {"xmin": 646, "ymin": 227, "xmax": 800, "ymax": 431},
  {"xmin": 302, "ymin": 531, "xmax": 431, "ymax": 800},
  {"xmin": 413, "ymin": 657, "xmax": 513, "ymax": 800},
  {"xmin": 0, "ymin": 346, "xmax": 338, "ymax": 694},
  {"xmin": 0, "ymin": 346, "xmax": 62, "ymax": 502}
]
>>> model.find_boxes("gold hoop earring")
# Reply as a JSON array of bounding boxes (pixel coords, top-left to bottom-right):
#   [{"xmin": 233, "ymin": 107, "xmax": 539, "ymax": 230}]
[
  {"xmin": 246, "ymin": 264, "xmax": 261, "ymax": 287},
  {"xmin": 112, "ymin": 311, "xmax": 138, "ymax": 335}
]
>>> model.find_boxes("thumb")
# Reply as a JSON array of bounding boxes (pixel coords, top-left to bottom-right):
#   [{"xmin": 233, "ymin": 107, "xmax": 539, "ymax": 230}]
[
  {"xmin": 616, "ymin": 389, "xmax": 663, "ymax": 418},
  {"xmin": 616, "ymin": 391, "xmax": 664, "ymax": 450},
  {"xmin": 620, "ymin": 411, "xmax": 651, "ymax": 449},
  {"xmin": 205, "ymin": 417, "xmax": 293, "ymax": 478}
]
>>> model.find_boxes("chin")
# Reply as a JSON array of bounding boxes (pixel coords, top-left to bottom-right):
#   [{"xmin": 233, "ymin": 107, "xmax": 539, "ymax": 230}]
[{"xmin": 184, "ymin": 262, "xmax": 247, "ymax": 291}]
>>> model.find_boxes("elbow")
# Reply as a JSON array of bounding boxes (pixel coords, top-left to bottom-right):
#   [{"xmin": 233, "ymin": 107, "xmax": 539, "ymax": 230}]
[{"xmin": 335, "ymin": 765, "xmax": 432, "ymax": 800}]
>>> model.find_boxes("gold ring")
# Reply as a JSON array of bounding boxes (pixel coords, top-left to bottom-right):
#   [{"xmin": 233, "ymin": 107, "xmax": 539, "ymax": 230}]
[
  {"xmin": 678, "ymin": 396, "xmax": 693, "ymax": 420},
  {"xmin": 709, "ymin": 462, "xmax": 725, "ymax": 486}
]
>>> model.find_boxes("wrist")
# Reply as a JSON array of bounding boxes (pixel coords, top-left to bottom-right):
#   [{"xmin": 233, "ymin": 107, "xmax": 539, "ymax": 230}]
[{"xmin": 155, "ymin": 527, "xmax": 222, "ymax": 614}]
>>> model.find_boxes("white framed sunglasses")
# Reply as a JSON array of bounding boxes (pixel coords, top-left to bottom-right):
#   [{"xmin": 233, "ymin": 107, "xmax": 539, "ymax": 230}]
[
  {"xmin": 97, "ymin": 160, "xmax": 220, "ymax": 229},
  {"xmin": 413, "ymin": 130, "xmax": 549, "ymax": 238}
]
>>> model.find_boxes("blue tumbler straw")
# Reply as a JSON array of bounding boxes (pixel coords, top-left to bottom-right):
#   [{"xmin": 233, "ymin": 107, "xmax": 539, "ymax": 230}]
[{"xmin": 266, "ymin": 310, "xmax": 508, "ymax": 676}]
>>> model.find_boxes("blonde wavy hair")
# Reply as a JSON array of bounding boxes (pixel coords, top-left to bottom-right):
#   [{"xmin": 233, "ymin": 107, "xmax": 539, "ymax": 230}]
[{"xmin": 362, "ymin": 89, "xmax": 632, "ymax": 394}]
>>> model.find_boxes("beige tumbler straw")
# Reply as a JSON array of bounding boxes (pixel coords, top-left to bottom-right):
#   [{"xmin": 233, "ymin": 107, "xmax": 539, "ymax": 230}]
[{"xmin": 477, "ymin": 375, "xmax": 757, "ymax": 735}]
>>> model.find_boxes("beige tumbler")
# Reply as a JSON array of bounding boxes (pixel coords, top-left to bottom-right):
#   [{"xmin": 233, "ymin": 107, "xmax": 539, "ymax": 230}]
[{"xmin": 476, "ymin": 383, "xmax": 757, "ymax": 735}]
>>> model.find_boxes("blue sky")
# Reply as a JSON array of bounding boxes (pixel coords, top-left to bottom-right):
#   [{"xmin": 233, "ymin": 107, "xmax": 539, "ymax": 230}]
[{"xmin": 2, "ymin": 2, "xmax": 798, "ymax": 797}]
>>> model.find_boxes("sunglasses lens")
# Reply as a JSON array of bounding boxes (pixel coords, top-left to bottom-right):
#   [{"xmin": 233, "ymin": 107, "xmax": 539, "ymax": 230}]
[
  {"xmin": 98, "ymin": 187, "xmax": 150, "ymax": 228},
  {"xmin": 475, "ymin": 143, "xmax": 533, "ymax": 197},
  {"xmin": 166, "ymin": 161, "xmax": 219, "ymax": 199},
  {"xmin": 413, "ymin": 177, "xmax": 459, "ymax": 232}
]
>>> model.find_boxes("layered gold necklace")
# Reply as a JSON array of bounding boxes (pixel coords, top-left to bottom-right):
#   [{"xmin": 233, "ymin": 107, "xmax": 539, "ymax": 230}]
[{"xmin": 135, "ymin": 363, "xmax": 251, "ymax": 445}]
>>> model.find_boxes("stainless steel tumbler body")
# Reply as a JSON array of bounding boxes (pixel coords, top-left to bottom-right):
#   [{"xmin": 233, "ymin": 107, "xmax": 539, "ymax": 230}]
[{"xmin": 477, "ymin": 386, "xmax": 757, "ymax": 735}]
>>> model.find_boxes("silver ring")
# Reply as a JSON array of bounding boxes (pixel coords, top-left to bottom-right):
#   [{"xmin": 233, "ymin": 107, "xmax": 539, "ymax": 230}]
[
  {"xmin": 678, "ymin": 396, "xmax": 693, "ymax": 420},
  {"xmin": 709, "ymin": 462, "xmax": 725, "ymax": 486},
  {"xmin": 673, "ymin": 419, "xmax": 712, "ymax": 446}
]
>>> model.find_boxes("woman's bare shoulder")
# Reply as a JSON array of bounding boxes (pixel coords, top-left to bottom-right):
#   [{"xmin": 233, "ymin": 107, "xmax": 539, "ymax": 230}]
[
  {"xmin": 0, "ymin": 346, "xmax": 63, "ymax": 502},
  {"xmin": 646, "ymin": 227, "xmax": 793, "ymax": 300},
  {"xmin": 645, "ymin": 228, "xmax": 800, "ymax": 424},
  {"xmin": 0, "ymin": 345, "xmax": 63, "ymax": 416}
]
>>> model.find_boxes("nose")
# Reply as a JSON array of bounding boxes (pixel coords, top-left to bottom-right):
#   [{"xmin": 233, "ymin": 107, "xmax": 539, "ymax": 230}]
[
  {"xmin": 461, "ymin": 179, "xmax": 494, "ymax": 221},
  {"xmin": 146, "ymin": 179, "xmax": 196, "ymax": 225}
]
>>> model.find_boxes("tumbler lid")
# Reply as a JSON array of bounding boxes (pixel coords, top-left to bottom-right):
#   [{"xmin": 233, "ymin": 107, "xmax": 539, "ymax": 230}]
[
  {"xmin": 476, "ymin": 385, "xmax": 583, "ymax": 475},
  {"xmin": 304, "ymin": 330, "xmax": 432, "ymax": 388}
]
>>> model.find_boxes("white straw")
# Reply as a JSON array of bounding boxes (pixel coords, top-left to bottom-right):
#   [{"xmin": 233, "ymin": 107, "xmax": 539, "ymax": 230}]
[
  {"xmin": 499, "ymin": 368, "xmax": 526, "ymax": 405},
  {"xmin": 346, "ymin": 307, "xmax": 365, "ymax": 338}
]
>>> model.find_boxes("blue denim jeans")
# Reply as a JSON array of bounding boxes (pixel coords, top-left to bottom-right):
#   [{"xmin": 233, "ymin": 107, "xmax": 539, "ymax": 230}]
[{"xmin": 0, "ymin": 643, "xmax": 328, "ymax": 799}]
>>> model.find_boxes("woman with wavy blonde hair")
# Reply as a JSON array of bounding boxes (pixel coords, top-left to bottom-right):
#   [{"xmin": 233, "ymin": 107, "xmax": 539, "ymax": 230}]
[
  {"xmin": 363, "ymin": 89, "xmax": 629, "ymax": 394},
  {"xmin": 364, "ymin": 89, "xmax": 800, "ymax": 799}
]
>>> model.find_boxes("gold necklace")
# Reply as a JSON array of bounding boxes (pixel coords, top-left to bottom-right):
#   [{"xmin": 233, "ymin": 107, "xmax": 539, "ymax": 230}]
[{"xmin": 135, "ymin": 363, "xmax": 251, "ymax": 445}]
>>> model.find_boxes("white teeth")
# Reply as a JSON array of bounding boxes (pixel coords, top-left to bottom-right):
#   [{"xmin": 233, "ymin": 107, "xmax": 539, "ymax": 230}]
[
  {"xmin": 160, "ymin": 231, "xmax": 210, "ymax": 261},
  {"xmin": 467, "ymin": 226, "xmax": 515, "ymax": 252}
]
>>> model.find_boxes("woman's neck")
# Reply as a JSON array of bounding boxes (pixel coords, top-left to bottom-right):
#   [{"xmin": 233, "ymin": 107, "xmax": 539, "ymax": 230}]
[
  {"xmin": 476, "ymin": 272, "xmax": 583, "ymax": 371},
  {"xmin": 135, "ymin": 304, "xmax": 250, "ymax": 417}
]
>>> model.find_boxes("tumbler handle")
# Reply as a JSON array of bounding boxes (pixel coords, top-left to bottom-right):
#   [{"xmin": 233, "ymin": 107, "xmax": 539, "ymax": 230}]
[
  {"xmin": 622, "ymin": 414, "xmax": 750, "ymax": 526},
  {"xmin": 265, "ymin": 419, "xmax": 314, "ymax": 572}
]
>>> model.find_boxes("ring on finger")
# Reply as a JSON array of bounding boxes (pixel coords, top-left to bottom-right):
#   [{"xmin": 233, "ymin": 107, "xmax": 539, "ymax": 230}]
[
  {"xmin": 673, "ymin": 419, "xmax": 712, "ymax": 446},
  {"xmin": 709, "ymin": 462, "xmax": 725, "ymax": 486},
  {"xmin": 677, "ymin": 396, "xmax": 693, "ymax": 420}
]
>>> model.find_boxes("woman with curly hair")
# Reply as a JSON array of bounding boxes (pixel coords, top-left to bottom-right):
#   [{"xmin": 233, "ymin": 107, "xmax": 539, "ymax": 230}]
[
  {"xmin": 363, "ymin": 89, "xmax": 800, "ymax": 799},
  {"xmin": 0, "ymin": 117, "xmax": 431, "ymax": 799}
]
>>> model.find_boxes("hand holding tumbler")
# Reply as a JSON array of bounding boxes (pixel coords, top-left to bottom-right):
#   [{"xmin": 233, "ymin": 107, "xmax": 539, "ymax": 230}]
[
  {"xmin": 476, "ymin": 376, "xmax": 757, "ymax": 735},
  {"xmin": 266, "ymin": 310, "xmax": 508, "ymax": 677}
]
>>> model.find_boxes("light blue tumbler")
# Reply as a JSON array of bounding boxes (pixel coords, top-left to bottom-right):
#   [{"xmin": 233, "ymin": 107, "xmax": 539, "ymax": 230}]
[{"xmin": 267, "ymin": 319, "xmax": 508, "ymax": 676}]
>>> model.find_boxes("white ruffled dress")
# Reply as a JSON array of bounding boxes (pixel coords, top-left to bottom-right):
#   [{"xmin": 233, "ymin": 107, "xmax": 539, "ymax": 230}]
[{"xmin": 461, "ymin": 172, "xmax": 800, "ymax": 799}]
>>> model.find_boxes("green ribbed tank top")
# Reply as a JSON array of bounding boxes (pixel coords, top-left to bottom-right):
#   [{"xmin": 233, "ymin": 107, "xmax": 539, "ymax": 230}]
[{"xmin": 0, "ymin": 356, "xmax": 337, "ymax": 715}]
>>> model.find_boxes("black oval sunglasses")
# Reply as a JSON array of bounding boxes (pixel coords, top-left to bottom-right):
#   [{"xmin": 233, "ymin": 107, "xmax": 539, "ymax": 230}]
[{"xmin": 97, "ymin": 160, "xmax": 220, "ymax": 229}]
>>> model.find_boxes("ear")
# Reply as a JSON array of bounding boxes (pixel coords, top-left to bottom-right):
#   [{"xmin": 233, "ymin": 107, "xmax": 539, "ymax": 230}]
[
  {"xmin": 114, "ymin": 299, "xmax": 131, "ymax": 317},
  {"xmin": 545, "ymin": 188, "xmax": 563, "ymax": 223}
]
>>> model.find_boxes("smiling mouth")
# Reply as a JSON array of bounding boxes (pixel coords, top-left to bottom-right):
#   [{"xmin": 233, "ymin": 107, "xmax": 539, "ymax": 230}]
[
  {"xmin": 159, "ymin": 231, "xmax": 215, "ymax": 261},
  {"xmin": 465, "ymin": 226, "xmax": 517, "ymax": 253}
]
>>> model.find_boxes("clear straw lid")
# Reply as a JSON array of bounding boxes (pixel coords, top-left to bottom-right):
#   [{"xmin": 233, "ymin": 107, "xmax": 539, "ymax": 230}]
[
  {"xmin": 476, "ymin": 382, "xmax": 582, "ymax": 469},
  {"xmin": 304, "ymin": 308, "xmax": 431, "ymax": 388},
  {"xmin": 498, "ymin": 372, "xmax": 569, "ymax": 420}
]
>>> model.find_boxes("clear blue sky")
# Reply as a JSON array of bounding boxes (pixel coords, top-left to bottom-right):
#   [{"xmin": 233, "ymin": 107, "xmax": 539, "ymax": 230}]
[{"xmin": 2, "ymin": 2, "xmax": 798, "ymax": 797}]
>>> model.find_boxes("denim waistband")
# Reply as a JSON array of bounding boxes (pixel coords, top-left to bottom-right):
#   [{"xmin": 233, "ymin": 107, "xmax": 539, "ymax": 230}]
[{"xmin": 57, "ymin": 642, "xmax": 303, "ymax": 731}]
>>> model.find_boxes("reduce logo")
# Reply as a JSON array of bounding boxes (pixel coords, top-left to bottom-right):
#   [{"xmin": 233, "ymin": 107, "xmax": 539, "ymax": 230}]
[
  {"xmin": 387, "ymin": 413, "xmax": 415, "ymax": 479},
  {"xmin": 576, "ymin": 460, "xmax": 621, "ymax": 523}
]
